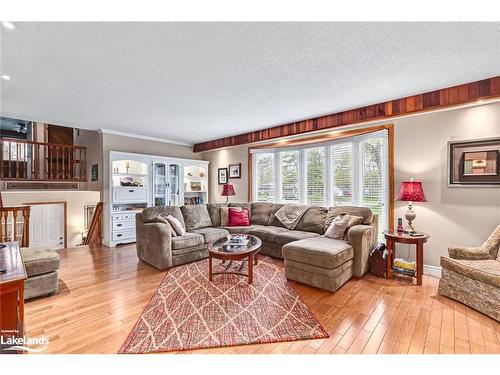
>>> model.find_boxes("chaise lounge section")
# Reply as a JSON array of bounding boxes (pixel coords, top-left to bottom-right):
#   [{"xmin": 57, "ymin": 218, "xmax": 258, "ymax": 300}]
[{"xmin": 136, "ymin": 202, "xmax": 378, "ymax": 292}]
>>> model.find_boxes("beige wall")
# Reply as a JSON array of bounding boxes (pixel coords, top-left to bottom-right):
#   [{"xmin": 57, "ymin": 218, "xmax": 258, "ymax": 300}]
[
  {"xmin": 394, "ymin": 102, "xmax": 500, "ymax": 268},
  {"xmin": 74, "ymin": 129, "xmax": 103, "ymax": 192},
  {"xmin": 2, "ymin": 190, "xmax": 101, "ymax": 248},
  {"xmin": 201, "ymin": 102, "xmax": 500, "ymax": 268},
  {"xmin": 102, "ymin": 132, "xmax": 201, "ymax": 196},
  {"xmin": 202, "ymin": 146, "xmax": 249, "ymax": 203},
  {"xmin": 101, "ymin": 133, "xmax": 201, "ymax": 160}
]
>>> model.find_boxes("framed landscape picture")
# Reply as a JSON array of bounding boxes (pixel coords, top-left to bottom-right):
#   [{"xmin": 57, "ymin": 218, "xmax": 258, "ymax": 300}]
[
  {"xmin": 190, "ymin": 181, "xmax": 202, "ymax": 191},
  {"xmin": 228, "ymin": 163, "xmax": 241, "ymax": 179},
  {"xmin": 448, "ymin": 137, "xmax": 500, "ymax": 187},
  {"xmin": 218, "ymin": 168, "xmax": 228, "ymax": 185}
]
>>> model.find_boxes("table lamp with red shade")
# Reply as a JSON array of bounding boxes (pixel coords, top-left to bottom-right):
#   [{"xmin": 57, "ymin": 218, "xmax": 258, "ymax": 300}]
[
  {"xmin": 221, "ymin": 183, "xmax": 236, "ymax": 203},
  {"xmin": 397, "ymin": 178, "xmax": 427, "ymax": 234}
]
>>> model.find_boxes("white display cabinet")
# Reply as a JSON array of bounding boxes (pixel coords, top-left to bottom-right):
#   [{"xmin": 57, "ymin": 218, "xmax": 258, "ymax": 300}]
[
  {"xmin": 183, "ymin": 164, "xmax": 208, "ymax": 205},
  {"xmin": 106, "ymin": 151, "xmax": 209, "ymax": 247},
  {"xmin": 108, "ymin": 152, "xmax": 151, "ymax": 247}
]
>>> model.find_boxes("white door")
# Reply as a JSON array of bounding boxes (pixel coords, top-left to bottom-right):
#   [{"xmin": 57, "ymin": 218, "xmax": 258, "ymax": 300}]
[{"xmin": 29, "ymin": 203, "xmax": 65, "ymax": 249}]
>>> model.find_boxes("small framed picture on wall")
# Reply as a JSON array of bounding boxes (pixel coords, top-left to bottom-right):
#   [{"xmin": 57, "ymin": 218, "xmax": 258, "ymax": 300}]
[
  {"xmin": 228, "ymin": 163, "xmax": 241, "ymax": 179},
  {"xmin": 218, "ymin": 168, "xmax": 228, "ymax": 185},
  {"xmin": 91, "ymin": 164, "xmax": 98, "ymax": 181}
]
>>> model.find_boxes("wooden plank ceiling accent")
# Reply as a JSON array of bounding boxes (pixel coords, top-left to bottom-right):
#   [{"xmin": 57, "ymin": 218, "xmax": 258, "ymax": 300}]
[{"xmin": 193, "ymin": 76, "xmax": 500, "ymax": 152}]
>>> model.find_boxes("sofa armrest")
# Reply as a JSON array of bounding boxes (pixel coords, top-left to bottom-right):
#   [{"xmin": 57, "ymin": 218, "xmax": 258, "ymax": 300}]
[
  {"xmin": 347, "ymin": 224, "xmax": 375, "ymax": 277},
  {"xmin": 448, "ymin": 245, "xmax": 489, "ymax": 260},
  {"xmin": 136, "ymin": 214, "xmax": 173, "ymax": 270}
]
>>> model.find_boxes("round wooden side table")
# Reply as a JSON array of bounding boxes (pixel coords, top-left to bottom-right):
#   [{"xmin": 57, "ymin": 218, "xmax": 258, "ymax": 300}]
[{"xmin": 382, "ymin": 230, "xmax": 430, "ymax": 286}]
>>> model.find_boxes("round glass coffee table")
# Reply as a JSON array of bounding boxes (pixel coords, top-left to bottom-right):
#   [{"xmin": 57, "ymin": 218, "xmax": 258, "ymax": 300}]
[{"xmin": 208, "ymin": 234, "xmax": 262, "ymax": 284}]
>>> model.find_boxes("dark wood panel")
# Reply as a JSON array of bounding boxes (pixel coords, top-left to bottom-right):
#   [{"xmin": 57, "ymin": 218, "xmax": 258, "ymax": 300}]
[
  {"xmin": 194, "ymin": 76, "xmax": 500, "ymax": 152},
  {"xmin": 47, "ymin": 124, "xmax": 74, "ymax": 145}
]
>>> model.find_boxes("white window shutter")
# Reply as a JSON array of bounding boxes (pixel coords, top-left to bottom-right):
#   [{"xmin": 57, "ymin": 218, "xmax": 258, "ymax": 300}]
[
  {"xmin": 280, "ymin": 150, "xmax": 300, "ymax": 203},
  {"xmin": 254, "ymin": 152, "xmax": 275, "ymax": 202},
  {"xmin": 330, "ymin": 142, "xmax": 354, "ymax": 206},
  {"xmin": 305, "ymin": 147, "xmax": 326, "ymax": 205}
]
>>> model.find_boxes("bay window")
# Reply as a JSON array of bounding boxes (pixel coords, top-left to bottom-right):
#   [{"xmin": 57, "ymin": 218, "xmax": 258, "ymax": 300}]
[{"xmin": 252, "ymin": 130, "xmax": 389, "ymax": 239}]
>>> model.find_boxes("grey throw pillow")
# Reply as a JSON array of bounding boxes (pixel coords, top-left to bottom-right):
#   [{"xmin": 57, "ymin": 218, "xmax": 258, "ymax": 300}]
[
  {"xmin": 154, "ymin": 215, "xmax": 177, "ymax": 237},
  {"xmin": 166, "ymin": 215, "xmax": 186, "ymax": 236},
  {"xmin": 324, "ymin": 215, "xmax": 350, "ymax": 239}
]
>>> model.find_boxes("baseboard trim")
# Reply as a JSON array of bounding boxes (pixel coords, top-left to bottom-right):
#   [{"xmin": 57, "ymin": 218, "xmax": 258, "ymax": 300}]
[{"xmin": 424, "ymin": 264, "xmax": 442, "ymax": 278}]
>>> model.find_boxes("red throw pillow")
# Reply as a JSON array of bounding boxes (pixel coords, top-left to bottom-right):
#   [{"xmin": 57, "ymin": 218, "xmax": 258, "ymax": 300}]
[{"xmin": 228, "ymin": 207, "xmax": 250, "ymax": 226}]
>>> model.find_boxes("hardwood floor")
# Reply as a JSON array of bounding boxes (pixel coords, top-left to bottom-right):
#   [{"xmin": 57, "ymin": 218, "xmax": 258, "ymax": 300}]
[{"xmin": 25, "ymin": 244, "xmax": 500, "ymax": 354}]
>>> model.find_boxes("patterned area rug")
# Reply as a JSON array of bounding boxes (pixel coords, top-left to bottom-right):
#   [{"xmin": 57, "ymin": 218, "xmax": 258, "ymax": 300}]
[{"xmin": 119, "ymin": 256, "xmax": 328, "ymax": 353}]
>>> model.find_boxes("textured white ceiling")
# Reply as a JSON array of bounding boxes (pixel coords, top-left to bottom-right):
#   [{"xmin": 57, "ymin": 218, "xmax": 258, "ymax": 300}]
[{"xmin": 1, "ymin": 22, "xmax": 499, "ymax": 145}]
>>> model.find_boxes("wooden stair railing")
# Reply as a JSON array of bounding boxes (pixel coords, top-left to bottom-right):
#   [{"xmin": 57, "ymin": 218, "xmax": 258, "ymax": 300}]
[
  {"xmin": 84, "ymin": 202, "xmax": 103, "ymax": 245},
  {"xmin": 0, "ymin": 138, "xmax": 86, "ymax": 181},
  {"xmin": 0, "ymin": 205, "xmax": 31, "ymax": 247}
]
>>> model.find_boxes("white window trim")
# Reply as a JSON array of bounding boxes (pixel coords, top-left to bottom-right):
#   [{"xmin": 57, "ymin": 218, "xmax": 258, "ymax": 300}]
[{"xmin": 252, "ymin": 130, "xmax": 389, "ymax": 205}]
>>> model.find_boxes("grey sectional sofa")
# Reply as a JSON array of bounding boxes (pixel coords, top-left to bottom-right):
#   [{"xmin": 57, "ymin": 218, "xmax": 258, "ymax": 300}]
[{"xmin": 136, "ymin": 202, "xmax": 378, "ymax": 292}]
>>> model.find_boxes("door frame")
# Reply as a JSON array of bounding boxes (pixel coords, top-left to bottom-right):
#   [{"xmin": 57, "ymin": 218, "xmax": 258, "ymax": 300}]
[{"xmin": 23, "ymin": 201, "xmax": 68, "ymax": 248}]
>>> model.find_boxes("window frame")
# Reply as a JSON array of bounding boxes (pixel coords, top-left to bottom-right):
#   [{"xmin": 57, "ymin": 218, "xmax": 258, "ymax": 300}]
[{"xmin": 250, "ymin": 125, "xmax": 394, "ymax": 235}]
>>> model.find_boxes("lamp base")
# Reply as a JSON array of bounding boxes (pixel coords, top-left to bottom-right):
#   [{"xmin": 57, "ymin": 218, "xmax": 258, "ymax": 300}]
[
  {"xmin": 404, "ymin": 203, "xmax": 417, "ymax": 235},
  {"xmin": 404, "ymin": 224, "xmax": 416, "ymax": 235}
]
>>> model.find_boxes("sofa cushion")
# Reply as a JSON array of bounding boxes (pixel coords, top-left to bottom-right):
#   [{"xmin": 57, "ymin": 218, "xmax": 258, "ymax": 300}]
[
  {"xmin": 249, "ymin": 225, "xmax": 290, "ymax": 243},
  {"xmin": 141, "ymin": 206, "xmax": 186, "ymax": 229},
  {"xmin": 190, "ymin": 227, "xmax": 229, "ymax": 244},
  {"xmin": 325, "ymin": 214, "xmax": 349, "ymax": 239},
  {"xmin": 20, "ymin": 247, "xmax": 60, "ymax": 277},
  {"xmin": 207, "ymin": 203, "xmax": 228, "ymax": 226},
  {"xmin": 267, "ymin": 204, "xmax": 286, "ymax": 228},
  {"xmin": 325, "ymin": 206, "xmax": 373, "ymax": 229},
  {"xmin": 273, "ymin": 230, "xmax": 320, "ymax": 245},
  {"xmin": 181, "ymin": 205, "xmax": 212, "ymax": 231},
  {"xmin": 228, "ymin": 207, "xmax": 250, "ymax": 226},
  {"xmin": 282, "ymin": 237, "xmax": 354, "ymax": 269},
  {"xmin": 251, "ymin": 202, "xmax": 273, "ymax": 225},
  {"xmin": 440, "ymin": 256, "xmax": 500, "ymax": 288},
  {"xmin": 171, "ymin": 233, "xmax": 204, "ymax": 250},
  {"xmin": 295, "ymin": 206, "xmax": 328, "ymax": 234},
  {"xmin": 166, "ymin": 215, "xmax": 186, "ymax": 236}
]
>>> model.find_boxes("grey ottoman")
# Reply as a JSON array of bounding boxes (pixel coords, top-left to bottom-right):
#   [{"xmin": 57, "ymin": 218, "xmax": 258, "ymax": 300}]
[
  {"xmin": 20, "ymin": 247, "xmax": 60, "ymax": 299},
  {"xmin": 282, "ymin": 237, "xmax": 354, "ymax": 292}
]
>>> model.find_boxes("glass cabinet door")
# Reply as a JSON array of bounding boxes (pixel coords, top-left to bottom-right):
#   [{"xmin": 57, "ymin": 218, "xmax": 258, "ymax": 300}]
[
  {"xmin": 167, "ymin": 164, "xmax": 180, "ymax": 206},
  {"xmin": 153, "ymin": 162, "xmax": 166, "ymax": 206}
]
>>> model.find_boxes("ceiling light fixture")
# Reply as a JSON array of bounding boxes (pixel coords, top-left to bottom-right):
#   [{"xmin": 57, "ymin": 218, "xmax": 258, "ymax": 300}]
[
  {"xmin": 2, "ymin": 22, "xmax": 16, "ymax": 30},
  {"xmin": 1, "ymin": 74, "xmax": 11, "ymax": 81}
]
